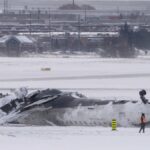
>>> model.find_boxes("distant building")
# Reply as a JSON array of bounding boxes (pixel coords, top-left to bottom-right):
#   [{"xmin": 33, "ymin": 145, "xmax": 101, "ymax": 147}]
[
  {"xmin": 0, "ymin": 35, "xmax": 36, "ymax": 56},
  {"xmin": 80, "ymin": 4, "xmax": 95, "ymax": 10},
  {"xmin": 59, "ymin": 2, "xmax": 95, "ymax": 10}
]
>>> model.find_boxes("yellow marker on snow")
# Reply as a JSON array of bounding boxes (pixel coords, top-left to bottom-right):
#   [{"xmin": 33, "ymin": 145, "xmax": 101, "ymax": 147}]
[{"xmin": 112, "ymin": 119, "xmax": 117, "ymax": 131}]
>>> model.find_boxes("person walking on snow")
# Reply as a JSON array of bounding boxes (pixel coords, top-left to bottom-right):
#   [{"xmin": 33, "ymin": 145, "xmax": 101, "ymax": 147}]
[{"xmin": 139, "ymin": 113, "xmax": 146, "ymax": 133}]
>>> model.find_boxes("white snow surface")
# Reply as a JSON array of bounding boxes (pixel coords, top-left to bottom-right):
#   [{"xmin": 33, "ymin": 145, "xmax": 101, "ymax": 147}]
[
  {"xmin": 0, "ymin": 35, "xmax": 34, "ymax": 44},
  {"xmin": 0, "ymin": 126, "xmax": 149, "ymax": 150},
  {"xmin": 0, "ymin": 56, "xmax": 150, "ymax": 100}
]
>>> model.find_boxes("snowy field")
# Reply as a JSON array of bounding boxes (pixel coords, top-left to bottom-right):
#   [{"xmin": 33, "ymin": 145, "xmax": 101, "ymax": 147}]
[
  {"xmin": 0, "ymin": 55, "xmax": 150, "ymax": 100},
  {"xmin": 0, "ymin": 55, "xmax": 150, "ymax": 149},
  {"xmin": 0, "ymin": 126, "xmax": 149, "ymax": 150}
]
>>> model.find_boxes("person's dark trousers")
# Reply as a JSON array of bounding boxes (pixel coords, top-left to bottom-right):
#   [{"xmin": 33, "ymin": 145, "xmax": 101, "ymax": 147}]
[{"xmin": 139, "ymin": 123, "xmax": 145, "ymax": 133}]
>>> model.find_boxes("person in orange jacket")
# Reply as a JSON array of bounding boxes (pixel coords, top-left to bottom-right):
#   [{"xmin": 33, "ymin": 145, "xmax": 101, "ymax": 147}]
[{"xmin": 139, "ymin": 113, "xmax": 146, "ymax": 133}]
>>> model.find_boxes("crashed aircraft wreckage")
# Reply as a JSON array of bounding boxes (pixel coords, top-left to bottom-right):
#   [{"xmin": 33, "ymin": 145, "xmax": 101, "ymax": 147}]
[{"xmin": 0, "ymin": 88, "xmax": 149, "ymax": 126}]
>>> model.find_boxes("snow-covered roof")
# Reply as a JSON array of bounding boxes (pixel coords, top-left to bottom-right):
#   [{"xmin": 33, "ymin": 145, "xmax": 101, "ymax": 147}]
[{"xmin": 0, "ymin": 35, "xmax": 35, "ymax": 44}]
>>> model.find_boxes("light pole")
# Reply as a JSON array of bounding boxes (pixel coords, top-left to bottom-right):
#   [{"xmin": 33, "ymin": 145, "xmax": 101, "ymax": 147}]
[
  {"xmin": 48, "ymin": 9, "xmax": 52, "ymax": 50},
  {"xmin": 4, "ymin": 0, "xmax": 8, "ymax": 14},
  {"xmin": 37, "ymin": 8, "xmax": 41, "ymax": 24},
  {"xmin": 84, "ymin": 8, "xmax": 87, "ymax": 24},
  {"xmin": 29, "ymin": 11, "xmax": 32, "ymax": 35},
  {"xmin": 78, "ymin": 15, "xmax": 81, "ymax": 51}
]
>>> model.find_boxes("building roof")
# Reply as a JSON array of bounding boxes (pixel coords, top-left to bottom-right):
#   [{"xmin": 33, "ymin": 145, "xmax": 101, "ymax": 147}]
[{"xmin": 0, "ymin": 35, "xmax": 35, "ymax": 44}]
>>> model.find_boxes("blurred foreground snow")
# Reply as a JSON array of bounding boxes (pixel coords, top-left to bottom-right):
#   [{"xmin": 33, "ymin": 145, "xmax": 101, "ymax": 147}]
[{"xmin": 0, "ymin": 126, "xmax": 149, "ymax": 150}]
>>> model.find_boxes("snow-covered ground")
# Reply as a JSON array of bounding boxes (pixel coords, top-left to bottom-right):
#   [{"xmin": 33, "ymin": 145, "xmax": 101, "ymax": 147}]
[
  {"xmin": 0, "ymin": 126, "xmax": 149, "ymax": 150},
  {"xmin": 0, "ymin": 55, "xmax": 150, "ymax": 149},
  {"xmin": 0, "ymin": 56, "xmax": 150, "ymax": 99}
]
